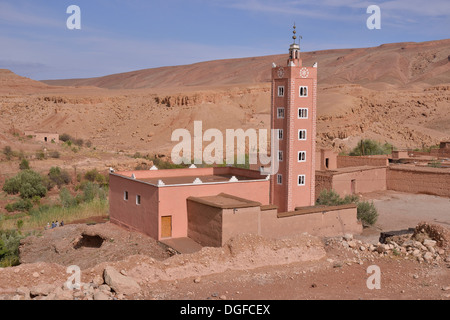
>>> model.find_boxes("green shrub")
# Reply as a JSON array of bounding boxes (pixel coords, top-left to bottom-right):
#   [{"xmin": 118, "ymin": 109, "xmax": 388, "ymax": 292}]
[
  {"xmin": 32, "ymin": 195, "xmax": 41, "ymax": 205},
  {"xmin": 316, "ymin": 189, "xmax": 358, "ymax": 206},
  {"xmin": 82, "ymin": 182, "xmax": 97, "ymax": 202},
  {"xmin": 81, "ymin": 181, "xmax": 107, "ymax": 203},
  {"xmin": 48, "ymin": 167, "xmax": 71, "ymax": 188},
  {"xmin": 35, "ymin": 150, "xmax": 46, "ymax": 160},
  {"xmin": 316, "ymin": 189, "xmax": 378, "ymax": 227},
  {"xmin": 16, "ymin": 220, "xmax": 24, "ymax": 230},
  {"xmin": 349, "ymin": 139, "xmax": 393, "ymax": 156},
  {"xmin": 59, "ymin": 133, "xmax": 72, "ymax": 142},
  {"xmin": 59, "ymin": 187, "xmax": 78, "ymax": 208},
  {"xmin": 428, "ymin": 160, "xmax": 442, "ymax": 168},
  {"xmin": 73, "ymin": 138, "xmax": 84, "ymax": 147},
  {"xmin": 0, "ymin": 230, "xmax": 24, "ymax": 267},
  {"xmin": 84, "ymin": 169, "xmax": 99, "ymax": 182},
  {"xmin": 85, "ymin": 140, "xmax": 92, "ymax": 148},
  {"xmin": 357, "ymin": 201, "xmax": 378, "ymax": 226},
  {"xmin": 2, "ymin": 146, "xmax": 13, "ymax": 160},
  {"xmin": 2, "ymin": 170, "xmax": 47, "ymax": 199},
  {"xmin": 19, "ymin": 158, "xmax": 30, "ymax": 170}
]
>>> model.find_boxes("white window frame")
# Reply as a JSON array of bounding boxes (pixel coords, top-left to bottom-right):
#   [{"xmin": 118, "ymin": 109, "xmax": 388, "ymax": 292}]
[
  {"xmin": 277, "ymin": 107, "xmax": 285, "ymax": 119},
  {"xmin": 124, "ymin": 191, "xmax": 128, "ymax": 201},
  {"xmin": 299, "ymin": 86, "xmax": 308, "ymax": 97},
  {"xmin": 278, "ymin": 129, "xmax": 283, "ymax": 140},
  {"xmin": 298, "ymin": 175, "xmax": 306, "ymax": 186},
  {"xmin": 277, "ymin": 174, "xmax": 282, "ymax": 185},
  {"xmin": 298, "ymin": 129, "xmax": 307, "ymax": 140},
  {"xmin": 278, "ymin": 86, "xmax": 285, "ymax": 97},
  {"xmin": 298, "ymin": 108, "xmax": 308, "ymax": 119},
  {"xmin": 136, "ymin": 194, "xmax": 141, "ymax": 205},
  {"xmin": 298, "ymin": 151, "xmax": 306, "ymax": 162},
  {"xmin": 278, "ymin": 150, "xmax": 283, "ymax": 162}
]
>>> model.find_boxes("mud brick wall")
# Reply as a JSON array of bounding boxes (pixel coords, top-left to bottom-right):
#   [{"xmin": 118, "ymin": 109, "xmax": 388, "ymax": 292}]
[
  {"xmin": 337, "ymin": 155, "xmax": 388, "ymax": 168},
  {"xmin": 387, "ymin": 167, "xmax": 450, "ymax": 197}
]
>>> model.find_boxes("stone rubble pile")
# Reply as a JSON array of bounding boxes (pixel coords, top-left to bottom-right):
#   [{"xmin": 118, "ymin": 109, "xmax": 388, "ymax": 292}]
[
  {"xmin": 337, "ymin": 231, "xmax": 450, "ymax": 264},
  {"xmin": 10, "ymin": 266, "xmax": 141, "ymax": 300}
]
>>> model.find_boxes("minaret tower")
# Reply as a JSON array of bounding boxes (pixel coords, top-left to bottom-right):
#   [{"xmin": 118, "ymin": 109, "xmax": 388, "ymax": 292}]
[{"xmin": 270, "ymin": 25, "xmax": 317, "ymax": 212}]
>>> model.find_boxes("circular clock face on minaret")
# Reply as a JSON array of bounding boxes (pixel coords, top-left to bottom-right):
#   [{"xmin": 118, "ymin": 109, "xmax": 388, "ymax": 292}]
[
  {"xmin": 300, "ymin": 67, "xmax": 309, "ymax": 78},
  {"xmin": 277, "ymin": 67, "xmax": 285, "ymax": 78}
]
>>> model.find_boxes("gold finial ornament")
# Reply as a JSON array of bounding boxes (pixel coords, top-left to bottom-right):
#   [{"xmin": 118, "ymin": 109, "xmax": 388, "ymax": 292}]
[{"xmin": 292, "ymin": 24, "xmax": 297, "ymax": 42}]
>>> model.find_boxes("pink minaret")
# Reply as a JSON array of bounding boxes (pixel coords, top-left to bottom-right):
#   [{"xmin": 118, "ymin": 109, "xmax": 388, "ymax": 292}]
[{"xmin": 270, "ymin": 25, "xmax": 317, "ymax": 212}]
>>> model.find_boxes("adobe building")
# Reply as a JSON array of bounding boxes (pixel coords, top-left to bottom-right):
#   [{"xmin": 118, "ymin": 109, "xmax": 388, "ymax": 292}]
[
  {"xmin": 24, "ymin": 130, "xmax": 59, "ymax": 144},
  {"xmin": 109, "ymin": 26, "xmax": 363, "ymax": 246}
]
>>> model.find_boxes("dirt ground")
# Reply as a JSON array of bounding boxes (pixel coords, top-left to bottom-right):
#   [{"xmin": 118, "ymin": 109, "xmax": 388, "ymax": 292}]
[
  {"xmin": 356, "ymin": 190, "xmax": 450, "ymax": 243},
  {"xmin": 1, "ymin": 190, "xmax": 448, "ymax": 302}
]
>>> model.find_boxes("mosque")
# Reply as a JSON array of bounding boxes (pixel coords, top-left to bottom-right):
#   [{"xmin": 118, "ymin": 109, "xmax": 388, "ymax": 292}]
[{"xmin": 108, "ymin": 27, "xmax": 362, "ymax": 248}]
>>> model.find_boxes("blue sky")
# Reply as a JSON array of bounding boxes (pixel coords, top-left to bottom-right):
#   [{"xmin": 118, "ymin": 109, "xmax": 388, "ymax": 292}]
[{"xmin": 0, "ymin": 0, "xmax": 449, "ymax": 80}]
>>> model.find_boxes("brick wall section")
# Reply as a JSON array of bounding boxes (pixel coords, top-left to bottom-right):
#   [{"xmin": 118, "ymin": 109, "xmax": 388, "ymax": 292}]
[
  {"xmin": 387, "ymin": 166, "xmax": 450, "ymax": 197},
  {"xmin": 315, "ymin": 172, "xmax": 333, "ymax": 200},
  {"xmin": 337, "ymin": 155, "xmax": 388, "ymax": 168}
]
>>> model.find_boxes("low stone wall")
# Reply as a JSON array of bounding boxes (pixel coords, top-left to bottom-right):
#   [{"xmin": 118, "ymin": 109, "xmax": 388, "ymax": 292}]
[
  {"xmin": 187, "ymin": 198, "xmax": 363, "ymax": 247},
  {"xmin": 387, "ymin": 166, "xmax": 450, "ymax": 197},
  {"xmin": 337, "ymin": 155, "xmax": 388, "ymax": 168},
  {"xmin": 260, "ymin": 204, "xmax": 362, "ymax": 239}
]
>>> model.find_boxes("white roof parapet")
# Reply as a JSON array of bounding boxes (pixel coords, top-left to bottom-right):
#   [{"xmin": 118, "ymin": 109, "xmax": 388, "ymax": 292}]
[
  {"xmin": 288, "ymin": 61, "xmax": 296, "ymax": 67},
  {"xmin": 193, "ymin": 177, "xmax": 203, "ymax": 184},
  {"xmin": 157, "ymin": 179, "xmax": 165, "ymax": 186},
  {"xmin": 189, "ymin": 164, "xmax": 197, "ymax": 169},
  {"xmin": 265, "ymin": 175, "xmax": 270, "ymax": 180},
  {"xmin": 229, "ymin": 176, "xmax": 239, "ymax": 182},
  {"xmin": 150, "ymin": 165, "xmax": 158, "ymax": 170}
]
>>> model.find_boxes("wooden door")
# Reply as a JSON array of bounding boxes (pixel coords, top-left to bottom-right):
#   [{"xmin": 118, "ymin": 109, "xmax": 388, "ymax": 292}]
[{"xmin": 161, "ymin": 216, "xmax": 172, "ymax": 238}]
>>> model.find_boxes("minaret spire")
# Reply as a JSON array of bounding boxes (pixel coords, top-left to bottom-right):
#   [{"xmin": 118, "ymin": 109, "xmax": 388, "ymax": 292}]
[{"xmin": 288, "ymin": 23, "xmax": 301, "ymax": 66}]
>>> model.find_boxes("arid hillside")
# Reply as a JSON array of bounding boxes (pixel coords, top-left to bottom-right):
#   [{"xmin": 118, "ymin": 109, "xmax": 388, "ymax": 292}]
[
  {"xmin": 43, "ymin": 39, "xmax": 450, "ymax": 90},
  {"xmin": 1, "ymin": 39, "xmax": 449, "ymax": 158}
]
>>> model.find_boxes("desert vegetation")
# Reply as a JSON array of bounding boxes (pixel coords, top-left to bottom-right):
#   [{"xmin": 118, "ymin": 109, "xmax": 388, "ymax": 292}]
[
  {"xmin": 347, "ymin": 139, "xmax": 393, "ymax": 156},
  {"xmin": 316, "ymin": 189, "xmax": 378, "ymax": 227}
]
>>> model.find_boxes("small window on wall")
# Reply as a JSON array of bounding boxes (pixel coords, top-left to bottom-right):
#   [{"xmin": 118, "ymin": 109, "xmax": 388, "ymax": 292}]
[
  {"xmin": 298, "ymin": 175, "xmax": 306, "ymax": 186},
  {"xmin": 136, "ymin": 195, "xmax": 141, "ymax": 205},
  {"xmin": 277, "ymin": 174, "xmax": 282, "ymax": 185},
  {"xmin": 278, "ymin": 129, "xmax": 283, "ymax": 140},
  {"xmin": 298, "ymin": 151, "xmax": 306, "ymax": 162},
  {"xmin": 278, "ymin": 86, "xmax": 285, "ymax": 97},
  {"xmin": 299, "ymin": 86, "xmax": 308, "ymax": 97},
  {"xmin": 298, "ymin": 129, "xmax": 307, "ymax": 140},
  {"xmin": 277, "ymin": 107, "xmax": 285, "ymax": 119},
  {"xmin": 278, "ymin": 151, "xmax": 283, "ymax": 162},
  {"xmin": 124, "ymin": 191, "xmax": 128, "ymax": 201},
  {"xmin": 298, "ymin": 108, "xmax": 308, "ymax": 119}
]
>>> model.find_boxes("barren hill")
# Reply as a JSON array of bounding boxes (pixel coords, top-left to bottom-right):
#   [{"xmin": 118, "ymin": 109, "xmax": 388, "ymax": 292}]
[
  {"xmin": 42, "ymin": 39, "xmax": 450, "ymax": 90},
  {"xmin": 0, "ymin": 69, "xmax": 52, "ymax": 94},
  {"xmin": 1, "ymin": 39, "xmax": 449, "ymax": 158}
]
